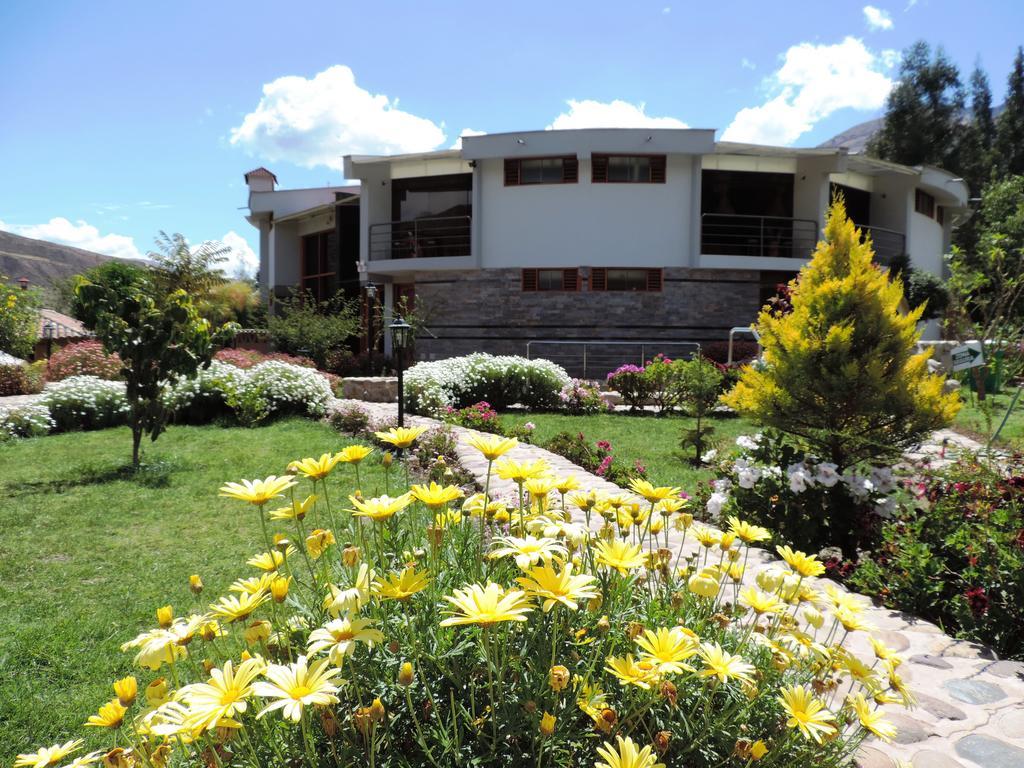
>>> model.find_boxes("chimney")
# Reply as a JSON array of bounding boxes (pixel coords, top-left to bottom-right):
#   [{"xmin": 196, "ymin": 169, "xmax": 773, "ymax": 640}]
[
  {"xmin": 17, "ymin": 277, "xmax": 29, "ymax": 290},
  {"xmin": 244, "ymin": 167, "xmax": 278, "ymax": 193}
]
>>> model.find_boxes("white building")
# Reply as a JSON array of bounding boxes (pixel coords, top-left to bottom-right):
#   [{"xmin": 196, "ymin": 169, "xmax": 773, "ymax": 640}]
[{"xmin": 244, "ymin": 128, "xmax": 968, "ymax": 367}]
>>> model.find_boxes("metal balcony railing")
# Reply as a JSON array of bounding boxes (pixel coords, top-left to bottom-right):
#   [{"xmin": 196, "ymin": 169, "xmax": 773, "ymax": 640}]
[
  {"xmin": 368, "ymin": 215, "xmax": 471, "ymax": 261},
  {"xmin": 700, "ymin": 214, "xmax": 819, "ymax": 259},
  {"xmin": 859, "ymin": 225, "xmax": 906, "ymax": 266}
]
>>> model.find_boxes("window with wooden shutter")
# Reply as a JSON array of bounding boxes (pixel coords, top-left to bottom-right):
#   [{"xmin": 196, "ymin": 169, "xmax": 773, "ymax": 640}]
[
  {"xmin": 591, "ymin": 155, "xmax": 665, "ymax": 183},
  {"xmin": 522, "ymin": 268, "xmax": 580, "ymax": 291},
  {"xmin": 645, "ymin": 268, "xmax": 663, "ymax": 292},
  {"xmin": 915, "ymin": 189, "xmax": 935, "ymax": 218},
  {"xmin": 504, "ymin": 156, "xmax": 578, "ymax": 186},
  {"xmin": 590, "ymin": 268, "xmax": 607, "ymax": 291},
  {"xmin": 504, "ymin": 158, "xmax": 520, "ymax": 186}
]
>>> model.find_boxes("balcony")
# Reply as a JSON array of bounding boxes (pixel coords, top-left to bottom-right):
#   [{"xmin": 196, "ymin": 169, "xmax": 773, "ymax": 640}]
[
  {"xmin": 701, "ymin": 214, "xmax": 818, "ymax": 259},
  {"xmin": 859, "ymin": 225, "xmax": 906, "ymax": 267},
  {"xmin": 368, "ymin": 215, "xmax": 471, "ymax": 261}
]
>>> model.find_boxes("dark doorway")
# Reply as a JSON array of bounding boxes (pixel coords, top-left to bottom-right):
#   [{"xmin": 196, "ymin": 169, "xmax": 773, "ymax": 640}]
[{"xmin": 830, "ymin": 183, "xmax": 870, "ymax": 226}]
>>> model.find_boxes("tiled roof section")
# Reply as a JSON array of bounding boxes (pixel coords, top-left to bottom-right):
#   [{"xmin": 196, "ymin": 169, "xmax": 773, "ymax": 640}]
[
  {"xmin": 244, "ymin": 167, "xmax": 278, "ymax": 184},
  {"xmin": 38, "ymin": 308, "xmax": 91, "ymax": 339}
]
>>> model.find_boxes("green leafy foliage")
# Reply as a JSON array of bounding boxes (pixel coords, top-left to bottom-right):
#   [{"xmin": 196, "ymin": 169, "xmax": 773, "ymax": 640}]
[
  {"xmin": 268, "ymin": 289, "xmax": 359, "ymax": 371},
  {"xmin": 0, "ymin": 276, "xmax": 40, "ymax": 359}
]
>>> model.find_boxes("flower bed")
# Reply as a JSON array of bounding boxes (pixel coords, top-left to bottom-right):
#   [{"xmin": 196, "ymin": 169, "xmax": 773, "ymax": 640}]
[
  {"xmin": 20, "ymin": 431, "xmax": 909, "ymax": 768},
  {"xmin": 404, "ymin": 353, "xmax": 571, "ymax": 415},
  {"xmin": 46, "ymin": 341, "xmax": 122, "ymax": 382},
  {"xmin": 41, "ymin": 375, "xmax": 130, "ymax": 431},
  {"xmin": 0, "ymin": 402, "xmax": 54, "ymax": 440}
]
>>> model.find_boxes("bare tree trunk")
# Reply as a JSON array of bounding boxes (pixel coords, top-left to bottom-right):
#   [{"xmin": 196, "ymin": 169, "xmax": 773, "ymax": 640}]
[{"xmin": 132, "ymin": 424, "xmax": 142, "ymax": 468}]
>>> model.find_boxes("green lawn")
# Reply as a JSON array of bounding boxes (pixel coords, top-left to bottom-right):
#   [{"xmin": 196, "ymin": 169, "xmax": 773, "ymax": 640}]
[
  {"xmin": 511, "ymin": 411, "xmax": 758, "ymax": 491},
  {"xmin": 953, "ymin": 387, "xmax": 1024, "ymax": 448},
  {"xmin": 0, "ymin": 419, "xmax": 383, "ymax": 764}
]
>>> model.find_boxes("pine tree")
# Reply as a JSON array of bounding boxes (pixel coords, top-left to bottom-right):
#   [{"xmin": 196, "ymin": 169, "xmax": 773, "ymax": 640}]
[
  {"xmin": 971, "ymin": 64, "xmax": 997, "ymax": 149},
  {"xmin": 869, "ymin": 41, "xmax": 966, "ymax": 174},
  {"xmin": 722, "ymin": 202, "xmax": 960, "ymax": 472},
  {"xmin": 995, "ymin": 47, "xmax": 1024, "ymax": 176}
]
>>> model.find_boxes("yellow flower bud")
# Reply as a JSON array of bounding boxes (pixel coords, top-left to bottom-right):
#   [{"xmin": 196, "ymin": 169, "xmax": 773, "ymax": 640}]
[
  {"xmin": 188, "ymin": 575, "xmax": 203, "ymax": 595},
  {"xmin": 270, "ymin": 577, "xmax": 290, "ymax": 603},
  {"xmin": 548, "ymin": 665, "xmax": 570, "ymax": 692},
  {"xmin": 382, "ymin": 452, "xmax": 394, "ymax": 468},
  {"xmin": 626, "ymin": 621, "xmax": 644, "ymax": 640},
  {"xmin": 596, "ymin": 615, "xmax": 611, "ymax": 634},
  {"xmin": 244, "ymin": 620, "xmax": 272, "ymax": 646},
  {"xmin": 688, "ymin": 573, "xmax": 720, "ymax": 599},
  {"xmin": 398, "ymin": 662, "xmax": 415, "ymax": 687},
  {"xmin": 113, "ymin": 675, "xmax": 137, "ymax": 706},
  {"xmin": 751, "ymin": 740, "xmax": 768, "ymax": 760},
  {"xmin": 155, "ymin": 605, "xmax": 173, "ymax": 628},
  {"xmin": 539, "ymin": 712, "xmax": 556, "ymax": 737},
  {"xmin": 240, "ymin": 650, "xmax": 253, "ymax": 661},
  {"xmin": 146, "ymin": 678, "xmax": 169, "ymax": 707},
  {"xmin": 342, "ymin": 546, "xmax": 361, "ymax": 567},
  {"xmin": 369, "ymin": 698, "xmax": 386, "ymax": 723}
]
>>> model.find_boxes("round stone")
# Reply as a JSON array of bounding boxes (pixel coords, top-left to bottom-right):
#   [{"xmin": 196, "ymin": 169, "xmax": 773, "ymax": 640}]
[
  {"xmin": 911, "ymin": 750, "xmax": 967, "ymax": 767},
  {"xmin": 910, "ymin": 654, "xmax": 954, "ymax": 670},
  {"xmin": 912, "ymin": 691, "xmax": 968, "ymax": 721},
  {"xmin": 876, "ymin": 629, "xmax": 911, "ymax": 652},
  {"xmin": 998, "ymin": 708, "xmax": 1024, "ymax": 739},
  {"xmin": 955, "ymin": 734, "xmax": 1024, "ymax": 768},
  {"xmin": 941, "ymin": 641, "xmax": 997, "ymax": 660},
  {"xmin": 984, "ymin": 660, "xmax": 1024, "ymax": 679},
  {"xmin": 856, "ymin": 746, "xmax": 897, "ymax": 768},
  {"xmin": 943, "ymin": 678, "xmax": 1007, "ymax": 705},
  {"xmin": 887, "ymin": 713, "xmax": 931, "ymax": 745}
]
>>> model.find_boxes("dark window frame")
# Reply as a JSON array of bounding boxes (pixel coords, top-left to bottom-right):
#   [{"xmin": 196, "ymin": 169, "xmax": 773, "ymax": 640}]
[
  {"xmin": 504, "ymin": 156, "xmax": 579, "ymax": 186},
  {"xmin": 521, "ymin": 268, "xmax": 580, "ymax": 292},
  {"xmin": 591, "ymin": 154, "xmax": 667, "ymax": 184},
  {"xmin": 915, "ymin": 188, "xmax": 936, "ymax": 218},
  {"xmin": 589, "ymin": 267, "xmax": 663, "ymax": 292},
  {"xmin": 300, "ymin": 230, "xmax": 335, "ymax": 302}
]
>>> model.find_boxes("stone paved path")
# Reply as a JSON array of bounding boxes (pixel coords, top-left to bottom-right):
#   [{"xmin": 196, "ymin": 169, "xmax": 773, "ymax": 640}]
[{"xmin": 332, "ymin": 399, "xmax": 1024, "ymax": 767}]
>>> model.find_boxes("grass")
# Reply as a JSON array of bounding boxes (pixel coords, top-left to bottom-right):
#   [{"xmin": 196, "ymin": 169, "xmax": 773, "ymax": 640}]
[
  {"xmin": 0, "ymin": 418, "xmax": 385, "ymax": 764},
  {"xmin": 953, "ymin": 387, "xmax": 1024, "ymax": 449},
  {"xmin": 509, "ymin": 411, "xmax": 758, "ymax": 491}
]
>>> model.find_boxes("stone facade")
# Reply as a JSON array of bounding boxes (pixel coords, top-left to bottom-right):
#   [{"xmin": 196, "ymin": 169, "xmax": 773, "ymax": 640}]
[{"xmin": 410, "ymin": 267, "xmax": 765, "ymax": 375}]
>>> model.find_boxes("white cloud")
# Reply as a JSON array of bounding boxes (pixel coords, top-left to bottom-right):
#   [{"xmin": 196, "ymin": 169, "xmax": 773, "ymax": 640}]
[
  {"xmin": 217, "ymin": 231, "xmax": 259, "ymax": 279},
  {"xmin": 863, "ymin": 5, "xmax": 894, "ymax": 30},
  {"xmin": 721, "ymin": 37, "xmax": 894, "ymax": 146},
  {"xmin": 662, "ymin": 6, "xmax": 671, "ymax": 13},
  {"xmin": 450, "ymin": 128, "xmax": 486, "ymax": 149},
  {"xmin": 547, "ymin": 99, "xmax": 688, "ymax": 130},
  {"xmin": 741, "ymin": 57, "xmax": 756, "ymax": 71},
  {"xmin": 0, "ymin": 217, "xmax": 143, "ymax": 260},
  {"xmin": 230, "ymin": 65, "xmax": 447, "ymax": 171}
]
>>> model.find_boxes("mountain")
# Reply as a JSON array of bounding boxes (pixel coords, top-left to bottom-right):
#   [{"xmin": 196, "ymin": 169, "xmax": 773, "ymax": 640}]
[
  {"xmin": 820, "ymin": 104, "xmax": 1006, "ymax": 154},
  {"xmin": 0, "ymin": 230, "xmax": 130, "ymax": 292}
]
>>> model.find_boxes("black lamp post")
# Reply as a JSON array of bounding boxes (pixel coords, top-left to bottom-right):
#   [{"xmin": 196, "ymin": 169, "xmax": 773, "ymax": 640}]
[
  {"xmin": 42, "ymin": 321, "xmax": 55, "ymax": 362},
  {"xmin": 389, "ymin": 317, "xmax": 412, "ymax": 427},
  {"xmin": 365, "ymin": 283, "xmax": 378, "ymax": 368}
]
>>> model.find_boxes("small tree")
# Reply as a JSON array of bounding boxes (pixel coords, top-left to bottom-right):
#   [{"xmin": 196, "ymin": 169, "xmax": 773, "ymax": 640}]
[
  {"xmin": 268, "ymin": 289, "xmax": 359, "ymax": 371},
  {"xmin": 0, "ymin": 276, "xmax": 40, "ymax": 359},
  {"xmin": 722, "ymin": 201, "xmax": 960, "ymax": 471},
  {"xmin": 149, "ymin": 231, "xmax": 229, "ymax": 298},
  {"xmin": 76, "ymin": 283, "xmax": 237, "ymax": 466},
  {"xmin": 676, "ymin": 357, "xmax": 724, "ymax": 465}
]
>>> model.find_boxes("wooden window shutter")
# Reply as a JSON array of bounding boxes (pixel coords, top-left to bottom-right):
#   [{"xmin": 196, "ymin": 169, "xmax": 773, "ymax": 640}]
[
  {"xmin": 562, "ymin": 156, "xmax": 579, "ymax": 183},
  {"xmin": 521, "ymin": 268, "xmax": 539, "ymax": 291},
  {"xmin": 646, "ymin": 268, "xmax": 663, "ymax": 292},
  {"xmin": 591, "ymin": 155, "xmax": 608, "ymax": 183},
  {"xmin": 650, "ymin": 155, "xmax": 667, "ymax": 183},
  {"xmin": 504, "ymin": 159, "xmax": 520, "ymax": 186},
  {"xmin": 590, "ymin": 268, "xmax": 607, "ymax": 291},
  {"xmin": 562, "ymin": 268, "xmax": 579, "ymax": 291}
]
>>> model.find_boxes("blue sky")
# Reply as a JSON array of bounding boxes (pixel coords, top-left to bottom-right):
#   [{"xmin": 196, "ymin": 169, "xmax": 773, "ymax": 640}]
[{"xmin": 1, "ymin": 0, "xmax": 1021, "ymax": 276}]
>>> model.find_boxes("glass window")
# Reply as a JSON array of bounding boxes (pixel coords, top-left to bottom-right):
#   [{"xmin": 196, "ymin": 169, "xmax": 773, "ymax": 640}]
[
  {"xmin": 520, "ymin": 158, "xmax": 565, "ymax": 184},
  {"xmin": 536, "ymin": 269, "xmax": 564, "ymax": 290},
  {"xmin": 607, "ymin": 156, "xmax": 651, "ymax": 183},
  {"xmin": 606, "ymin": 269, "xmax": 649, "ymax": 291}
]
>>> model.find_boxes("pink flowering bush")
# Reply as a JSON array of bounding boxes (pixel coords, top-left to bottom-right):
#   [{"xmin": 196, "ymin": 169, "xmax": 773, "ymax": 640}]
[
  {"xmin": 605, "ymin": 364, "xmax": 650, "ymax": 410},
  {"xmin": 46, "ymin": 340, "xmax": 122, "ymax": 382},
  {"xmin": 443, "ymin": 401, "xmax": 504, "ymax": 433},
  {"xmin": 558, "ymin": 379, "xmax": 609, "ymax": 415}
]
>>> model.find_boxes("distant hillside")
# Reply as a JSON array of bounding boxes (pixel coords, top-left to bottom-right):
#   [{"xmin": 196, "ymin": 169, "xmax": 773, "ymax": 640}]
[
  {"xmin": 820, "ymin": 103, "xmax": 1006, "ymax": 154},
  {"xmin": 0, "ymin": 230, "xmax": 133, "ymax": 293}
]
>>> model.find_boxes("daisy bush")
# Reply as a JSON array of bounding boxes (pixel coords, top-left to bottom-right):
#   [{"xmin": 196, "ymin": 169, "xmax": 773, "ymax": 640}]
[
  {"xmin": 24, "ymin": 430, "xmax": 913, "ymax": 768},
  {"xmin": 404, "ymin": 354, "xmax": 571, "ymax": 415},
  {"xmin": 41, "ymin": 375, "xmax": 130, "ymax": 431},
  {"xmin": 0, "ymin": 402, "xmax": 54, "ymax": 440}
]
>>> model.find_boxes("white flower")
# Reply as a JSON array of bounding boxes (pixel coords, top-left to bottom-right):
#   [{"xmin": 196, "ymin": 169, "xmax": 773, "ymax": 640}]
[
  {"xmin": 843, "ymin": 472, "xmax": 874, "ymax": 500},
  {"xmin": 706, "ymin": 491, "xmax": 728, "ymax": 520},
  {"xmin": 701, "ymin": 448, "xmax": 719, "ymax": 463},
  {"xmin": 762, "ymin": 465, "xmax": 783, "ymax": 479},
  {"xmin": 737, "ymin": 466, "xmax": 762, "ymax": 489},
  {"xmin": 711, "ymin": 477, "xmax": 731, "ymax": 493},
  {"xmin": 870, "ymin": 466, "xmax": 896, "ymax": 494},
  {"xmin": 815, "ymin": 462, "xmax": 840, "ymax": 488},
  {"xmin": 875, "ymin": 497, "xmax": 897, "ymax": 519},
  {"xmin": 787, "ymin": 464, "xmax": 814, "ymax": 494},
  {"xmin": 735, "ymin": 434, "xmax": 760, "ymax": 451}
]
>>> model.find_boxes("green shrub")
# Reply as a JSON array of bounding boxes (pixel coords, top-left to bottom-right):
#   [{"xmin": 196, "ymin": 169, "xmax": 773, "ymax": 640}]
[
  {"xmin": 443, "ymin": 401, "xmax": 504, "ymax": 433},
  {"xmin": 557, "ymin": 379, "xmax": 609, "ymax": 415},
  {"xmin": 0, "ymin": 363, "xmax": 28, "ymax": 396},
  {"xmin": 0, "ymin": 276, "xmax": 40, "ymax": 359},
  {"xmin": 329, "ymin": 402, "xmax": 371, "ymax": 436},
  {"xmin": 847, "ymin": 456, "xmax": 1024, "ymax": 659},
  {"xmin": 605, "ymin": 364, "xmax": 649, "ymax": 410},
  {"xmin": 542, "ymin": 431, "xmax": 646, "ymax": 485},
  {"xmin": 268, "ymin": 290, "xmax": 359, "ymax": 371},
  {"xmin": 23, "ymin": 360, "xmax": 46, "ymax": 394}
]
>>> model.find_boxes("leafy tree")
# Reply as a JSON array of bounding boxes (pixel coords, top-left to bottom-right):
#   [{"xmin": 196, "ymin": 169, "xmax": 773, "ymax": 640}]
[
  {"xmin": 148, "ymin": 231, "xmax": 228, "ymax": 298},
  {"xmin": 199, "ymin": 279, "xmax": 266, "ymax": 327},
  {"xmin": 869, "ymin": 41, "xmax": 966, "ymax": 175},
  {"xmin": 268, "ymin": 289, "xmax": 359, "ymax": 371},
  {"xmin": 70, "ymin": 260, "xmax": 151, "ymax": 329},
  {"xmin": 674, "ymin": 357, "xmax": 723, "ymax": 466},
  {"xmin": 0, "ymin": 276, "xmax": 40, "ymax": 359},
  {"xmin": 76, "ymin": 282, "xmax": 237, "ymax": 466},
  {"xmin": 995, "ymin": 47, "xmax": 1024, "ymax": 176},
  {"xmin": 722, "ymin": 201, "xmax": 960, "ymax": 472}
]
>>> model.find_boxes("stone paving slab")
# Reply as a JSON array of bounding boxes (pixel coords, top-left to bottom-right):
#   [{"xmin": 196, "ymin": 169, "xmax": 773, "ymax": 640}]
[{"xmin": 331, "ymin": 400, "xmax": 1024, "ymax": 768}]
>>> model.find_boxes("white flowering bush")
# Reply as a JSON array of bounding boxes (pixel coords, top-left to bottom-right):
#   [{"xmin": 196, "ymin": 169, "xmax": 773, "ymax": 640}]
[
  {"xmin": 0, "ymin": 403, "xmax": 54, "ymax": 440},
  {"xmin": 0, "ymin": 350, "xmax": 25, "ymax": 366},
  {"xmin": 164, "ymin": 361, "xmax": 249, "ymax": 423},
  {"xmin": 246, "ymin": 360, "xmax": 334, "ymax": 418},
  {"xmin": 404, "ymin": 353, "xmax": 571, "ymax": 415},
  {"xmin": 41, "ymin": 375, "xmax": 130, "ymax": 431},
  {"xmin": 707, "ymin": 430, "xmax": 907, "ymax": 559}
]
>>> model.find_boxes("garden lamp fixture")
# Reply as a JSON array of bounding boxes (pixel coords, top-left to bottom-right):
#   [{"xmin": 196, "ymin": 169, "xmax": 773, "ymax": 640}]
[
  {"xmin": 390, "ymin": 317, "xmax": 413, "ymax": 427},
  {"xmin": 42, "ymin": 320, "xmax": 56, "ymax": 361}
]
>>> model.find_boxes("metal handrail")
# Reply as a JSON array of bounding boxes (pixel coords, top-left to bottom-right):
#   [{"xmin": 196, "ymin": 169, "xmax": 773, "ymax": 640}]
[
  {"xmin": 369, "ymin": 215, "xmax": 471, "ymax": 261},
  {"xmin": 700, "ymin": 213, "xmax": 818, "ymax": 259},
  {"xmin": 858, "ymin": 225, "xmax": 906, "ymax": 266},
  {"xmin": 727, "ymin": 327, "xmax": 760, "ymax": 365},
  {"xmin": 526, "ymin": 339, "xmax": 702, "ymax": 380}
]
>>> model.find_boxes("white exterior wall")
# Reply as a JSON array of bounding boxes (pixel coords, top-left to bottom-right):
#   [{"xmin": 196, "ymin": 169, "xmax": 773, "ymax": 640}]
[
  {"xmin": 476, "ymin": 155, "xmax": 698, "ymax": 269},
  {"xmin": 270, "ymin": 222, "xmax": 300, "ymax": 287}
]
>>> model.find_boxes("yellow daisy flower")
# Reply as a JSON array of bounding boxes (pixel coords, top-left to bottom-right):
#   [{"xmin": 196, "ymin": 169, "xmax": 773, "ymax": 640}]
[
  {"xmin": 776, "ymin": 546, "xmax": 825, "ymax": 578},
  {"xmin": 374, "ymin": 426, "xmax": 428, "ymax": 449},
  {"xmin": 593, "ymin": 539, "xmax": 646, "ymax": 575},
  {"xmin": 305, "ymin": 529, "xmax": 336, "ymax": 559},
  {"xmin": 307, "ymin": 616, "xmax": 384, "ymax": 664},
  {"xmin": 465, "ymin": 433, "xmax": 518, "ymax": 461},
  {"xmin": 219, "ymin": 475, "xmax": 296, "ymax": 506},
  {"xmin": 490, "ymin": 535, "xmax": 568, "ymax": 570},
  {"xmin": 287, "ymin": 453, "xmax": 341, "ymax": 481},
  {"xmin": 595, "ymin": 735, "xmax": 665, "ymax": 768},
  {"xmin": 495, "ymin": 457, "xmax": 550, "ymax": 482},
  {"xmin": 254, "ymin": 655, "xmax": 342, "ymax": 722},
  {"xmin": 847, "ymin": 693, "xmax": 897, "ymax": 741},
  {"xmin": 84, "ymin": 699, "xmax": 127, "ymax": 729},
  {"xmin": 697, "ymin": 643, "xmax": 755, "ymax": 685},
  {"xmin": 176, "ymin": 657, "xmax": 265, "ymax": 733},
  {"xmin": 778, "ymin": 685, "xmax": 836, "ymax": 744},
  {"xmin": 209, "ymin": 591, "xmax": 270, "ymax": 623},
  {"xmin": 373, "ymin": 566, "xmax": 431, "ymax": 601},
  {"xmin": 605, "ymin": 654, "xmax": 660, "ymax": 689},
  {"xmin": 268, "ymin": 494, "xmax": 316, "ymax": 521},
  {"xmin": 628, "ymin": 478, "xmax": 682, "ymax": 504},
  {"xmin": 348, "ymin": 492, "xmax": 413, "ymax": 522},
  {"xmin": 410, "ymin": 482, "xmax": 465, "ymax": 509},
  {"xmin": 439, "ymin": 582, "xmax": 534, "ymax": 627},
  {"xmin": 516, "ymin": 561, "xmax": 600, "ymax": 612},
  {"xmin": 15, "ymin": 742, "xmax": 86, "ymax": 768},
  {"xmin": 635, "ymin": 627, "xmax": 699, "ymax": 675},
  {"xmin": 727, "ymin": 516, "xmax": 772, "ymax": 544},
  {"xmin": 334, "ymin": 444, "xmax": 374, "ymax": 464}
]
